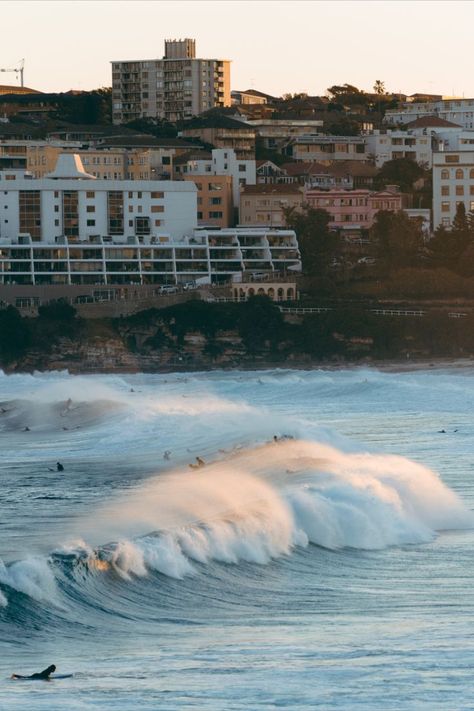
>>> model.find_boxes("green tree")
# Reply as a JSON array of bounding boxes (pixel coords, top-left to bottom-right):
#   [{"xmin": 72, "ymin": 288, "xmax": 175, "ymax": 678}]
[
  {"xmin": 0, "ymin": 306, "xmax": 31, "ymax": 364},
  {"xmin": 373, "ymin": 80, "xmax": 386, "ymax": 95},
  {"xmin": 283, "ymin": 204, "xmax": 338, "ymax": 276},
  {"xmin": 428, "ymin": 203, "xmax": 473, "ymax": 272},
  {"xmin": 375, "ymin": 158, "xmax": 424, "ymax": 192},
  {"xmin": 370, "ymin": 210, "xmax": 424, "ymax": 272},
  {"xmin": 237, "ymin": 296, "xmax": 284, "ymax": 353}
]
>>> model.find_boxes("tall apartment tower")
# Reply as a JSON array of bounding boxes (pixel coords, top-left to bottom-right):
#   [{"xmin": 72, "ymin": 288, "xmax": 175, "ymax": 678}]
[{"xmin": 111, "ymin": 39, "xmax": 231, "ymax": 125}]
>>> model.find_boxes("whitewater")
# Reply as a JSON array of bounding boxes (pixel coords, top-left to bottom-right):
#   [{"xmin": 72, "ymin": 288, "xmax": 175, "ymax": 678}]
[{"xmin": 1, "ymin": 367, "xmax": 474, "ymax": 710}]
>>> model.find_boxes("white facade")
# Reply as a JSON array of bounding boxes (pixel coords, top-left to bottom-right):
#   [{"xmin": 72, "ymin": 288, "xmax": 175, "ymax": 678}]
[
  {"xmin": 385, "ymin": 98, "xmax": 474, "ymax": 129},
  {"xmin": 432, "ymin": 150, "xmax": 474, "ymax": 229},
  {"xmin": 0, "ymin": 158, "xmax": 299, "ymax": 286},
  {"xmin": 0, "ymin": 173, "xmax": 197, "ymax": 244},
  {"xmin": 365, "ymin": 130, "xmax": 432, "ymax": 167},
  {"xmin": 434, "ymin": 130, "xmax": 474, "ymax": 152},
  {"xmin": 179, "ymin": 148, "xmax": 256, "ymax": 207}
]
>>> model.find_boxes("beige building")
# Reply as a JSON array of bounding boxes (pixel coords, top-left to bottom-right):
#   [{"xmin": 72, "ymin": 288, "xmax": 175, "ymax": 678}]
[
  {"xmin": 26, "ymin": 143, "xmax": 195, "ymax": 181},
  {"xmin": 112, "ymin": 38, "xmax": 231, "ymax": 124},
  {"xmin": 239, "ymin": 184, "xmax": 303, "ymax": 226},
  {"xmin": 180, "ymin": 119, "xmax": 256, "ymax": 160},
  {"xmin": 184, "ymin": 174, "xmax": 233, "ymax": 228}
]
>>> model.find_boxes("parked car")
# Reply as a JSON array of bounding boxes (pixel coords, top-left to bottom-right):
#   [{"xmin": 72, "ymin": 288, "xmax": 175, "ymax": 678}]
[
  {"xmin": 159, "ymin": 285, "xmax": 178, "ymax": 294},
  {"xmin": 182, "ymin": 281, "xmax": 197, "ymax": 291},
  {"xmin": 357, "ymin": 257, "xmax": 376, "ymax": 265}
]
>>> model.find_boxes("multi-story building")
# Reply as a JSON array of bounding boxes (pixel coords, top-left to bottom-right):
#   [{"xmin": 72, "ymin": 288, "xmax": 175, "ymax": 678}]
[
  {"xmin": 111, "ymin": 39, "xmax": 231, "ymax": 124},
  {"xmin": 0, "ymin": 155, "xmax": 300, "ymax": 286},
  {"xmin": 385, "ymin": 98, "xmax": 474, "ymax": 129},
  {"xmin": 26, "ymin": 142, "xmax": 193, "ymax": 181},
  {"xmin": 365, "ymin": 129, "xmax": 432, "ymax": 167},
  {"xmin": 304, "ymin": 188, "xmax": 402, "ymax": 232},
  {"xmin": 237, "ymin": 119, "xmax": 324, "ymax": 151},
  {"xmin": 239, "ymin": 184, "xmax": 304, "ymax": 226},
  {"xmin": 175, "ymin": 148, "xmax": 256, "ymax": 210},
  {"xmin": 432, "ymin": 150, "xmax": 474, "ymax": 229},
  {"xmin": 183, "ymin": 174, "xmax": 233, "ymax": 228},
  {"xmin": 179, "ymin": 117, "xmax": 256, "ymax": 159},
  {"xmin": 285, "ymin": 135, "xmax": 366, "ymax": 163}
]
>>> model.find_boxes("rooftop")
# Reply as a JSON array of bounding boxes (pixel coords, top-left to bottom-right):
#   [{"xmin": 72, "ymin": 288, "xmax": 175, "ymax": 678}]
[{"xmin": 405, "ymin": 116, "xmax": 462, "ymax": 129}]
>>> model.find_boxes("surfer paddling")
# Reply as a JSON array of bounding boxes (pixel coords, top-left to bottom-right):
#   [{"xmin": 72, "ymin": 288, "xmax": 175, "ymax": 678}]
[{"xmin": 11, "ymin": 664, "xmax": 56, "ymax": 680}]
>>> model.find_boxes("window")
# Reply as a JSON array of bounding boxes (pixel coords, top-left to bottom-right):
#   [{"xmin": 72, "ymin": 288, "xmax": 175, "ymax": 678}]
[
  {"xmin": 129, "ymin": 219, "xmax": 133, "ymax": 227},
  {"xmin": 54, "ymin": 205, "xmax": 59, "ymax": 213},
  {"xmin": 455, "ymin": 169, "xmax": 464, "ymax": 179},
  {"xmin": 239, "ymin": 164, "xmax": 246, "ymax": 172},
  {"xmin": 151, "ymin": 191, "xmax": 164, "ymax": 199},
  {"xmin": 86, "ymin": 191, "xmax": 95, "ymax": 198},
  {"xmin": 86, "ymin": 205, "xmax": 95, "ymax": 213},
  {"xmin": 209, "ymin": 197, "xmax": 222, "ymax": 205},
  {"xmin": 239, "ymin": 178, "xmax": 246, "ymax": 186},
  {"xmin": 162, "ymin": 157, "xmax": 170, "ymax": 165},
  {"xmin": 441, "ymin": 169, "xmax": 449, "ymax": 179},
  {"xmin": 442, "ymin": 217, "xmax": 450, "ymax": 226},
  {"xmin": 54, "ymin": 191, "xmax": 59, "ymax": 198},
  {"xmin": 154, "ymin": 219, "xmax": 161, "ymax": 226},
  {"xmin": 135, "ymin": 216, "xmax": 151, "ymax": 235},
  {"xmin": 137, "ymin": 191, "xmax": 142, "ymax": 198},
  {"xmin": 441, "ymin": 186, "xmax": 449, "ymax": 196},
  {"xmin": 456, "ymin": 185, "xmax": 464, "ymax": 195},
  {"xmin": 441, "ymin": 202, "xmax": 450, "ymax": 212},
  {"xmin": 445, "ymin": 155, "xmax": 459, "ymax": 163},
  {"xmin": 470, "ymin": 186, "xmax": 474, "ymax": 195},
  {"xmin": 54, "ymin": 219, "xmax": 59, "ymax": 227},
  {"xmin": 107, "ymin": 191, "xmax": 124, "ymax": 235},
  {"xmin": 209, "ymin": 211, "xmax": 223, "ymax": 218},
  {"xmin": 87, "ymin": 219, "xmax": 96, "ymax": 227},
  {"xmin": 470, "ymin": 201, "xmax": 474, "ymax": 211},
  {"xmin": 197, "ymin": 211, "xmax": 203, "ymax": 219},
  {"xmin": 151, "ymin": 205, "xmax": 164, "ymax": 213},
  {"xmin": 195, "ymin": 183, "xmax": 202, "ymax": 191},
  {"xmin": 129, "ymin": 205, "xmax": 133, "ymax": 212},
  {"xmin": 62, "ymin": 190, "xmax": 79, "ymax": 238}
]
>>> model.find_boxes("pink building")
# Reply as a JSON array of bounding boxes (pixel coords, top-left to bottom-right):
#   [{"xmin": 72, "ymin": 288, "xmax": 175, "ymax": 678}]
[{"xmin": 304, "ymin": 188, "xmax": 402, "ymax": 231}]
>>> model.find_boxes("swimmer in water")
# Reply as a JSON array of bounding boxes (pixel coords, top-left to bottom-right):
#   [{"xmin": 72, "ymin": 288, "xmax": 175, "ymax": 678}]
[
  {"xmin": 56, "ymin": 462, "xmax": 64, "ymax": 472},
  {"xmin": 163, "ymin": 450, "xmax": 171, "ymax": 460},
  {"xmin": 11, "ymin": 664, "xmax": 56, "ymax": 681}
]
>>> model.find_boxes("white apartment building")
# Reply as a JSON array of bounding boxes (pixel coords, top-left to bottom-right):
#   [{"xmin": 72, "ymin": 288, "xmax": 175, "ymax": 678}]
[
  {"xmin": 432, "ymin": 150, "xmax": 474, "ymax": 229},
  {"xmin": 111, "ymin": 38, "xmax": 231, "ymax": 124},
  {"xmin": 176, "ymin": 148, "xmax": 256, "ymax": 208},
  {"xmin": 365, "ymin": 130, "xmax": 432, "ymax": 167},
  {"xmin": 385, "ymin": 98, "xmax": 474, "ymax": 129},
  {"xmin": 0, "ymin": 155, "xmax": 299, "ymax": 286}
]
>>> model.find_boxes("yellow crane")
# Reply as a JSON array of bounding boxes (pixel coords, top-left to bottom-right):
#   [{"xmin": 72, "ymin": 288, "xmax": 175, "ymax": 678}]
[{"xmin": 0, "ymin": 59, "xmax": 25, "ymax": 87}]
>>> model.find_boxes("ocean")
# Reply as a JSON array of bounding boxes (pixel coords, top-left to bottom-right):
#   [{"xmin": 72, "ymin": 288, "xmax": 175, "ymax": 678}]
[{"xmin": 1, "ymin": 366, "xmax": 474, "ymax": 710}]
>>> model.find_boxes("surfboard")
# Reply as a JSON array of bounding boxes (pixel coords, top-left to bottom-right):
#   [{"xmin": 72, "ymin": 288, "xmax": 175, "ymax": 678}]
[{"xmin": 12, "ymin": 674, "xmax": 73, "ymax": 681}]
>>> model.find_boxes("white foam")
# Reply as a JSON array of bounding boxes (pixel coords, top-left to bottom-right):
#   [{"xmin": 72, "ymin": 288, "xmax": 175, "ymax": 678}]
[{"xmin": 0, "ymin": 556, "xmax": 60, "ymax": 605}]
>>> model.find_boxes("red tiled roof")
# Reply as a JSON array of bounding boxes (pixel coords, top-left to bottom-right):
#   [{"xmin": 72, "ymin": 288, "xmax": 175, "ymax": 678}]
[{"xmin": 405, "ymin": 116, "xmax": 462, "ymax": 128}]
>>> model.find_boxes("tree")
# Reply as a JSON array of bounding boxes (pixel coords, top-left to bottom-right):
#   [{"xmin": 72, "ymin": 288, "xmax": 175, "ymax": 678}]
[
  {"xmin": 0, "ymin": 306, "xmax": 31, "ymax": 364},
  {"xmin": 237, "ymin": 296, "xmax": 285, "ymax": 352},
  {"xmin": 370, "ymin": 210, "xmax": 425, "ymax": 272},
  {"xmin": 375, "ymin": 158, "xmax": 424, "ymax": 193},
  {"xmin": 373, "ymin": 80, "xmax": 386, "ymax": 96},
  {"xmin": 428, "ymin": 203, "xmax": 474, "ymax": 272},
  {"xmin": 283, "ymin": 204, "xmax": 338, "ymax": 276}
]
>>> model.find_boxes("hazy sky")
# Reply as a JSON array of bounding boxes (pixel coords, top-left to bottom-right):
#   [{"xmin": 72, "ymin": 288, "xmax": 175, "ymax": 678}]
[{"xmin": 2, "ymin": 1, "xmax": 474, "ymax": 97}]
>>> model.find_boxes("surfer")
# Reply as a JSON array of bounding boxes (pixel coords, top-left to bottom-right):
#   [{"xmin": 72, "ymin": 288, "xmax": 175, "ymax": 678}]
[
  {"xmin": 23, "ymin": 426, "xmax": 30, "ymax": 432},
  {"xmin": 56, "ymin": 462, "xmax": 64, "ymax": 472},
  {"xmin": 163, "ymin": 450, "xmax": 172, "ymax": 460},
  {"xmin": 11, "ymin": 664, "xmax": 56, "ymax": 680},
  {"xmin": 189, "ymin": 456, "xmax": 205, "ymax": 469}
]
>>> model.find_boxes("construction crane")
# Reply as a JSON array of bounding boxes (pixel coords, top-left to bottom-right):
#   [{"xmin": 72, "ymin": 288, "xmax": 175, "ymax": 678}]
[{"xmin": 0, "ymin": 59, "xmax": 25, "ymax": 87}]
